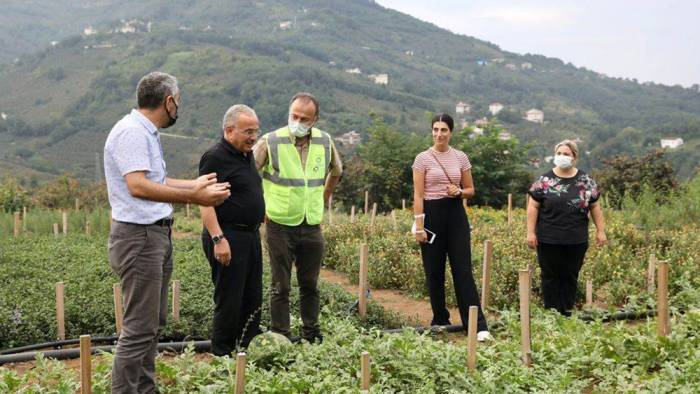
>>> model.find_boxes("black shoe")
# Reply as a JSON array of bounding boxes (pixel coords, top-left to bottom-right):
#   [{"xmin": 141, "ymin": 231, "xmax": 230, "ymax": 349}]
[{"xmin": 302, "ymin": 333, "xmax": 323, "ymax": 344}]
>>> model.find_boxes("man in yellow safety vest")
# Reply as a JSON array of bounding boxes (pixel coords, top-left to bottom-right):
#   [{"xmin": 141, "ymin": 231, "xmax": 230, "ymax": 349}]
[{"xmin": 253, "ymin": 92, "xmax": 343, "ymax": 343}]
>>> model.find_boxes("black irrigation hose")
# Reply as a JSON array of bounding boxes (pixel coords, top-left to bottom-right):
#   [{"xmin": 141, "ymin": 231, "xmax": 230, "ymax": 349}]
[
  {"xmin": 382, "ymin": 324, "xmax": 465, "ymax": 335},
  {"xmin": 0, "ymin": 335, "xmax": 207, "ymax": 356},
  {"xmin": 0, "ymin": 340, "xmax": 211, "ymax": 365},
  {"xmin": 578, "ymin": 309, "xmax": 656, "ymax": 322}
]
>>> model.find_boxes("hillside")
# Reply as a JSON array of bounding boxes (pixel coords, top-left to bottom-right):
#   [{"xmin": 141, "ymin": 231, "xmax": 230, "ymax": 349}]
[{"xmin": 0, "ymin": 0, "xmax": 698, "ymax": 182}]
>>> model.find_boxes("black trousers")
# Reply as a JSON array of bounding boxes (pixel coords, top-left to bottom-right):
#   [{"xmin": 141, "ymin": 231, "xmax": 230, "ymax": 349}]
[
  {"xmin": 202, "ymin": 227, "xmax": 263, "ymax": 356},
  {"xmin": 420, "ymin": 198, "xmax": 488, "ymax": 332},
  {"xmin": 536, "ymin": 242, "xmax": 589, "ymax": 316}
]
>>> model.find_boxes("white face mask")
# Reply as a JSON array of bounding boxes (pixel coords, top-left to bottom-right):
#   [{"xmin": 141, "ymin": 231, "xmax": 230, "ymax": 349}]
[
  {"xmin": 554, "ymin": 154, "xmax": 574, "ymax": 169},
  {"xmin": 288, "ymin": 120, "xmax": 311, "ymax": 137}
]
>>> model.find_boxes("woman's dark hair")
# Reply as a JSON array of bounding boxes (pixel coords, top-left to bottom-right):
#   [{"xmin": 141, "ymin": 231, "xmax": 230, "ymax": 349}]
[{"xmin": 431, "ymin": 113, "xmax": 454, "ymax": 132}]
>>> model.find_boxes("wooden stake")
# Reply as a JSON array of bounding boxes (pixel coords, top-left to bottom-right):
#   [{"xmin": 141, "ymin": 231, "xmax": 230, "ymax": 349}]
[
  {"xmin": 361, "ymin": 351, "xmax": 370, "ymax": 391},
  {"xmin": 75, "ymin": 198, "xmax": 80, "ymax": 212},
  {"xmin": 22, "ymin": 206, "xmax": 27, "ymax": 232},
  {"xmin": 364, "ymin": 191, "xmax": 369, "ymax": 215},
  {"xmin": 351, "ymin": 205, "xmax": 356, "ymax": 223},
  {"xmin": 370, "ymin": 203, "xmax": 377, "ymax": 227},
  {"xmin": 235, "ymin": 352, "xmax": 247, "ymax": 394},
  {"xmin": 62, "ymin": 211, "xmax": 68, "ymax": 235},
  {"xmin": 507, "ymin": 193, "xmax": 513, "ymax": 225},
  {"xmin": 113, "ymin": 283, "xmax": 123, "ymax": 335},
  {"xmin": 358, "ymin": 243, "xmax": 369, "ymax": 319},
  {"xmin": 186, "ymin": 203, "xmax": 190, "ymax": 219},
  {"xmin": 391, "ymin": 210, "xmax": 397, "ymax": 231},
  {"xmin": 80, "ymin": 334, "xmax": 92, "ymax": 394},
  {"xmin": 585, "ymin": 280, "xmax": 593, "ymax": 307},
  {"xmin": 85, "ymin": 220, "xmax": 91, "ymax": 236},
  {"xmin": 53, "ymin": 223, "xmax": 60, "ymax": 237},
  {"xmin": 481, "ymin": 240, "xmax": 493, "ymax": 310},
  {"xmin": 518, "ymin": 269, "xmax": 532, "ymax": 367},
  {"xmin": 467, "ymin": 306, "xmax": 478, "ymax": 371},
  {"xmin": 657, "ymin": 260, "xmax": 670, "ymax": 337},
  {"xmin": 13, "ymin": 211, "xmax": 20, "ymax": 237},
  {"xmin": 328, "ymin": 195, "xmax": 333, "ymax": 226},
  {"xmin": 647, "ymin": 254, "xmax": 656, "ymax": 293},
  {"xmin": 172, "ymin": 280, "xmax": 181, "ymax": 322},
  {"xmin": 402, "ymin": 199, "xmax": 406, "ymax": 210},
  {"xmin": 56, "ymin": 282, "xmax": 66, "ymax": 340}
]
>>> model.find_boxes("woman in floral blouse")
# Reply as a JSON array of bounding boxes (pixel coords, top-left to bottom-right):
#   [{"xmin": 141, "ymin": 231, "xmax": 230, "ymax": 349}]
[{"xmin": 526, "ymin": 139, "xmax": 607, "ymax": 316}]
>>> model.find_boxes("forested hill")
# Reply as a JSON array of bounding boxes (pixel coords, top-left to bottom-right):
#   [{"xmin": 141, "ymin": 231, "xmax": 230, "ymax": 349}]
[{"xmin": 0, "ymin": 0, "xmax": 698, "ymax": 182}]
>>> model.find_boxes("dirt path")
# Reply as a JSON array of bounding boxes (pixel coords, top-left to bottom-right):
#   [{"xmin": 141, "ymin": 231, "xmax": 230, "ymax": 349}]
[{"xmin": 319, "ymin": 267, "xmax": 462, "ymax": 327}]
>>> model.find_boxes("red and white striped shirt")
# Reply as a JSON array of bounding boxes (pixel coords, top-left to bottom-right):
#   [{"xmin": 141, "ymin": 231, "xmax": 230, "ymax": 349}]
[{"xmin": 412, "ymin": 147, "xmax": 472, "ymax": 200}]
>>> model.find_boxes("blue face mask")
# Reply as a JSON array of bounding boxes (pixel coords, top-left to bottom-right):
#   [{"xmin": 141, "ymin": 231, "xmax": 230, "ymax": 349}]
[{"xmin": 288, "ymin": 119, "xmax": 311, "ymax": 137}]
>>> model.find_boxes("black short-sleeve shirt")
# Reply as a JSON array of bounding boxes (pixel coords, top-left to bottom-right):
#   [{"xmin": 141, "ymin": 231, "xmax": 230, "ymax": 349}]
[
  {"xmin": 198, "ymin": 138, "xmax": 265, "ymax": 228},
  {"xmin": 528, "ymin": 169, "xmax": 600, "ymax": 245}
]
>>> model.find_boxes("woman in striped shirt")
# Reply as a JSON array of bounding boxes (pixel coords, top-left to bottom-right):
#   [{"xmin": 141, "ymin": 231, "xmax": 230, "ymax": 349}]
[{"xmin": 412, "ymin": 113, "xmax": 490, "ymax": 341}]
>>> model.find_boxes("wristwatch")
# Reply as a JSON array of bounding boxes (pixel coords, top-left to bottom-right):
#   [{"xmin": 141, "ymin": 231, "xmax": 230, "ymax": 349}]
[{"xmin": 211, "ymin": 234, "xmax": 225, "ymax": 244}]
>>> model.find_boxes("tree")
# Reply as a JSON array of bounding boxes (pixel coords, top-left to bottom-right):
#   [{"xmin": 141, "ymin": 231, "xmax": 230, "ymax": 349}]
[
  {"xmin": 0, "ymin": 177, "xmax": 30, "ymax": 213},
  {"xmin": 593, "ymin": 150, "xmax": 677, "ymax": 208}
]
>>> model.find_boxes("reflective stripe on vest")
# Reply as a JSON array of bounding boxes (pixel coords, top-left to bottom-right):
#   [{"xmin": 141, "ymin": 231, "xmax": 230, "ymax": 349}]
[{"xmin": 262, "ymin": 127, "xmax": 331, "ymax": 225}]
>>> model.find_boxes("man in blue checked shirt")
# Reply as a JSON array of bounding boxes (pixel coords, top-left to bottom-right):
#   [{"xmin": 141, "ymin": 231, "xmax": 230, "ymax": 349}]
[{"xmin": 104, "ymin": 71, "xmax": 230, "ymax": 393}]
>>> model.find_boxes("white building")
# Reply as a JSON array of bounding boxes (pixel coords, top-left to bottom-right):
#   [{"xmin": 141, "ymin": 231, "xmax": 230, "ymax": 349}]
[
  {"xmin": 521, "ymin": 62, "xmax": 533, "ymax": 70},
  {"xmin": 660, "ymin": 138, "xmax": 684, "ymax": 149},
  {"xmin": 544, "ymin": 155, "xmax": 554, "ymax": 163},
  {"xmin": 368, "ymin": 73, "xmax": 389, "ymax": 85},
  {"xmin": 119, "ymin": 20, "xmax": 138, "ymax": 34},
  {"xmin": 279, "ymin": 21, "xmax": 293, "ymax": 30},
  {"xmin": 505, "ymin": 64, "xmax": 517, "ymax": 71},
  {"xmin": 474, "ymin": 118, "xmax": 489, "ymax": 127},
  {"xmin": 498, "ymin": 132, "xmax": 512, "ymax": 140},
  {"xmin": 83, "ymin": 26, "xmax": 98, "ymax": 36},
  {"xmin": 405, "ymin": 50, "xmax": 414, "ymax": 56},
  {"xmin": 525, "ymin": 109, "xmax": 544, "ymax": 123},
  {"xmin": 455, "ymin": 101, "xmax": 471, "ymax": 115},
  {"xmin": 345, "ymin": 68, "xmax": 362, "ymax": 74},
  {"xmin": 491, "ymin": 58, "xmax": 505, "ymax": 63},
  {"xmin": 489, "ymin": 102, "xmax": 504, "ymax": 115},
  {"xmin": 1, "ymin": 112, "xmax": 8, "ymax": 120},
  {"xmin": 334, "ymin": 131, "xmax": 361, "ymax": 146}
]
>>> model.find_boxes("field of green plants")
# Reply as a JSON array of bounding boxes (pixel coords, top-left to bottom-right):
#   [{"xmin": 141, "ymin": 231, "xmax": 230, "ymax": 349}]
[{"xmin": 1, "ymin": 201, "xmax": 700, "ymax": 392}]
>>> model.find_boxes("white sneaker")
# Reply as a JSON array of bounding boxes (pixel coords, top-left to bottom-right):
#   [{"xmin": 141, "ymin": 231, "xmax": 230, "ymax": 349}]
[{"xmin": 476, "ymin": 331, "xmax": 493, "ymax": 342}]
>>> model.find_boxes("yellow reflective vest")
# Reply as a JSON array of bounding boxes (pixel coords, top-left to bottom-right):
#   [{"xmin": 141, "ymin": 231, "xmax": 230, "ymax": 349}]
[{"xmin": 262, "ymin": 127, "xmax": 331, "ymax": 226}]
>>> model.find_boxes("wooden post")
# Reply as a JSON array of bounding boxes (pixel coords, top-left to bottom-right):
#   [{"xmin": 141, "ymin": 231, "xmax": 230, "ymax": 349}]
[
  {"xmin": 360, "ymin": 351, "xmax": 370, "ymax": 391},
  {"xmin": 350, "ymin": 206, "xmax": 356, "ymax": 223},
  {"xmin": 13, "ymin": 211, "xmax": 20, "ymax": 237},
  {"xmin": 370, "ymin": 203, "xmax": 377, "ymax": 227},
  {"xmin": 519, "ymin": 269, "xmax": 532, "ymax": 367},
  {"xmin": 467, "ymin": 306, "xmax": 478, "ymax": 371},
  {"xmin": 172, "ymin": 280, "xmax": 181, "ymax": 322},
  {"xmin": 481, "ymin": 240, "xmax": 493, "ymax": 310},
  {"xmin": 358, "ymin": 243, "xmax": 369, "ymax": 319},
  {"xmin": 657, "ymin": 260, "xmax": 670, "ymax": 337},
  {"xmin": 56, "ymin": 282, "xmax": 66, "ymax": 340},
  {"xmin": 647, "ymin": 254, "xmax": 656, "ymax": 293},
  {"xmin": 235, "ymin": 352, "xmax": 247, "ymax": 394},
  {"xmin": 402, "ymin": 199, "xmax": 406, "ymax": 210},
  {"xmin": 85, "ymin": 220, "xmax": 91, "ymax": 236},
  {"xmin": 62, "ymin": 211, "xmax": 68, "ymax": 235},
  {"xmin": 75, "ymin": 198, "xmax": 80, "ymax": 212},
  {"xmin": 22, "ymin": 206, "xmax": 27, "ymax": 232},
  {"xmin": 53, "ymin": 223, "xmax": 60, "ymax": 237},
  {"xmin": 390, "ymin": 210, "xmax": 397, "ymax": 231},
  {"xmin": 186, "ymin": 203, "xmax": 190, "ymax": 219},
  {"xmin": 328, "ymin": 195, "xmax": 333, "ymax": 226},
  {"xmin": 585, "ymin": 280, "xmax": 593, "ymax": 307},
  {"xmin": 113, "ymin": 283, "xmax": 123, "ymax": 335},
  {"xmin": 80, "ymin": 334, "xmax": 92, "ymax": 394},
  {"xmin": 364, "ymin": 191, "xmax": 369, "ymax": 215},
  {"xmin": 507, "ymin": 193, "xmax": 513, "ymax": 225}
]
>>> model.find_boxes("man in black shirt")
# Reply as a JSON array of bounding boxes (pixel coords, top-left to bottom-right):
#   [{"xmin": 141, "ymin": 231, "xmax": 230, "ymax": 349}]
[{"xmin": 199, "ymin": 104, "xmax": 264, "ymax": 355}]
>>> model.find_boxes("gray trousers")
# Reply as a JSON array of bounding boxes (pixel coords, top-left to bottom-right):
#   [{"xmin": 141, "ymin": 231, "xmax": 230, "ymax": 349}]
[
  {"xmin": 265, "ymin": 220, "xmax": 324, "ymax": 339},
  {"xmin": 108, "ymin": 221, "xmax": 173, "ymax": 394}
]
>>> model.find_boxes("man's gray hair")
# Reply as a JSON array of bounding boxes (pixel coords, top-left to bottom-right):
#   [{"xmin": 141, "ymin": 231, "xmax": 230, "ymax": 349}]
[
  {"xmin": 222, "ymin": 104, "xmax": 257, "ymax": 130},
  {"xmin": 137, "ymin": 72, "xmax": 179, "ymax": 109}
]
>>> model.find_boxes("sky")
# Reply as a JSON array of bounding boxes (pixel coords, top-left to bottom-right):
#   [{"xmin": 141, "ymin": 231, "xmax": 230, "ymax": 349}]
[{"xmin": 377, "ymin": 0, "xmax": 700, "ymax": 87}]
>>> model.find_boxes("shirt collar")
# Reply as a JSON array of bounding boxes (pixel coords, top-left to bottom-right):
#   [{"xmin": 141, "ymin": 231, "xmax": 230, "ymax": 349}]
[
  {"xmin": 131, "ymin": 109, "xmax": 159, "ymax": 135},
  {"xmin": 220, "ymin": 137, "xmax": 250, "ymax": 159}
]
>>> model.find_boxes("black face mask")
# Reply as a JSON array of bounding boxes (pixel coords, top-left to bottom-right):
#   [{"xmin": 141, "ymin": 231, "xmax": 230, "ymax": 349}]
[{"xmin": 163, "ymin": 98, "xmax": 179, "ymax": 128}]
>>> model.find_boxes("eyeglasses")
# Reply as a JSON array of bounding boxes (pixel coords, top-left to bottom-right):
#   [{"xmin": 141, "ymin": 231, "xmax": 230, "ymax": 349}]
[{"xmin": 238, "ymin": 128, "xmax": 261, "ymax": 137}]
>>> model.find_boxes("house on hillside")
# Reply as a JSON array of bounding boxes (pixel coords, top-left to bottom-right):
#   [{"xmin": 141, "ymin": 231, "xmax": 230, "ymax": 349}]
[
  {"xmin": 525, "ymin": 109, "xmax": 544, "ymax": 123},
  {"xmin": 474, "ymin": 118, "xmax": 489, "ymax": 127},
  {"xmin": 334, "ymin": 131, "xmax": 361, "ymax": 146},
  {"xmin": 477, "ymin": 60, "xmax": 488, "ymax": 66},
  {"xmin": 1, "ymin": 113, "xmax": 8, "ymax": 120},
  {"xmin": 369, "ymin": 74, "xmax": 388, "ymax": 85},
  {"xmin": 660, "ymin": 138, "xmax": 684, "ymax": 149},
  {"xmin": 492, "ymin": 58, "xmax": 505, "ymax": 63},
  {"xmin": 83, "ymin": 26, "xmax": 98, "ymax": 35},
  {"xmin": 280, "ymin": 21, "xmax": 293, "ymax": 30},
  {"xmin": 489, "ymin": 102, "xmax": 504, "ymax": 115},
  {"xmin": 405, "ymin": 50, "xmax": 414, "ymax": 56},
  {"xmin": 498, "ymin": 131, "xmax": 512, "ymax": 140},
  {"xmin": 455, "ymin": 101, "xmax": 471, "ymax": 115},
  {"xmin": 345, "ymin": 68, "xmax": 362, "ymax": 74},
  {"xmin": 521, "ymin": 62, "xmax": 533, "ymax": 70},
  {"xmin": 505, "ymin": 64, "xmax": 517, "ymax": 71}
]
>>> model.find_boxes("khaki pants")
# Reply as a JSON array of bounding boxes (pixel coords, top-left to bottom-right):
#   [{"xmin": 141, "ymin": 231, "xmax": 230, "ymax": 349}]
[
  {"xmin": 265, "ymin": 220, "xmax": 324, "ymax": 340},
  {"xmin": 108, "ymin": 221, "xmax": 172, "ymax": 394}
]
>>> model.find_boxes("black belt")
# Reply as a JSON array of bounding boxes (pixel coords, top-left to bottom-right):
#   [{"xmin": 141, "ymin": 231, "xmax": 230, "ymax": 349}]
[{"xmin": 115, "ymin": 218, "xmax": 174, "ymax": 227}]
